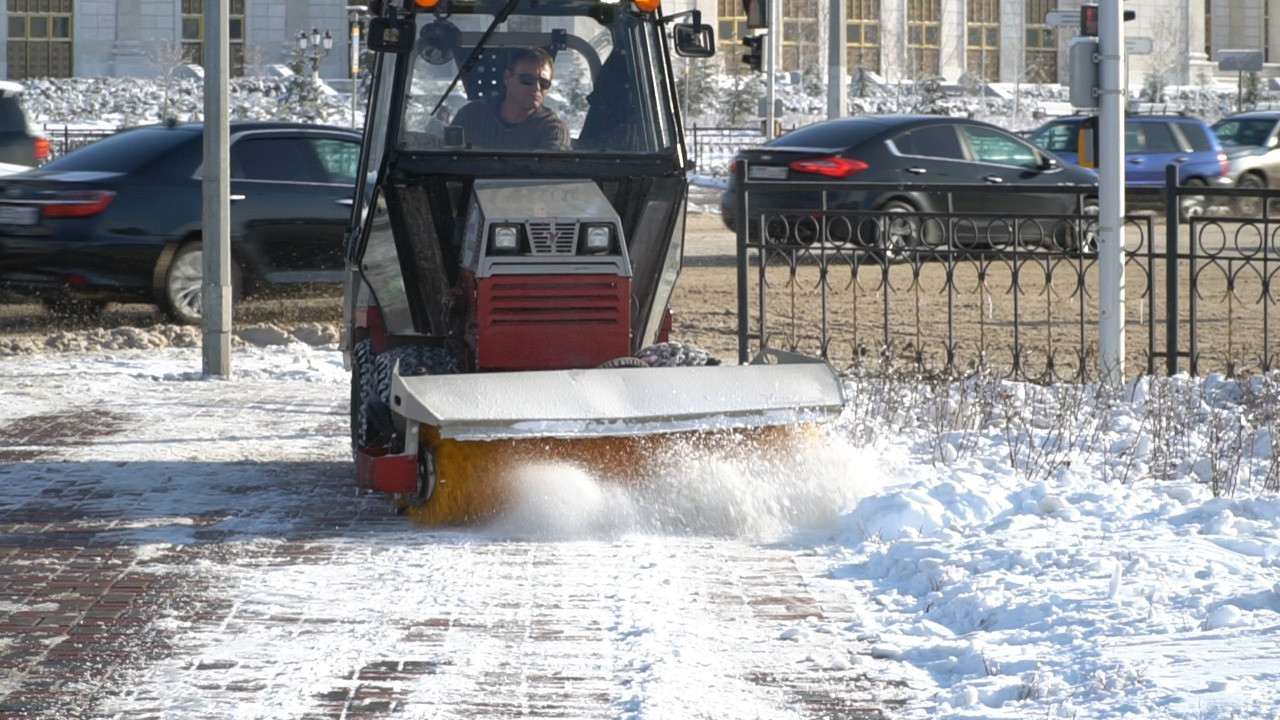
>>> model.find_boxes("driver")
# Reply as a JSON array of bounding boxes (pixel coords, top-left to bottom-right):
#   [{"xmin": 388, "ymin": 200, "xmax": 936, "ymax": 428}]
[{"xmin": 450, "ymin": 47, "xmax": 570, "ymax": 151}]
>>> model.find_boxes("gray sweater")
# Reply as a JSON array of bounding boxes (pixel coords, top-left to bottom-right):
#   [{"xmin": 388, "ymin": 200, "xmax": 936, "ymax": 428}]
[{"xmin": 450, "ymin": 97, "xmax": 570, "ymax": 151}]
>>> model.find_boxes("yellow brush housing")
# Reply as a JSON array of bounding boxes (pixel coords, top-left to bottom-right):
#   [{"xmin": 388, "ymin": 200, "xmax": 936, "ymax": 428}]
[{"xmin": 401, "ymin": 423, "xmax": 817, "ymax": 525}]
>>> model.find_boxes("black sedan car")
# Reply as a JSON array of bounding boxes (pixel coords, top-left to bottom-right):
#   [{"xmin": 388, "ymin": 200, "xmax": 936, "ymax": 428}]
[
  {"xmin": 721, "ymin": 115, "xmax": 1099, "ymax": 252},
  {"xmin": 0, "ymin": 121, "xmax": 361, "ymax": 323}
]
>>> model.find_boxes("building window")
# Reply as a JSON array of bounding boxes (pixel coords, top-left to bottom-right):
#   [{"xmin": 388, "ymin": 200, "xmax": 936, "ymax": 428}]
[
  {"xmin": 907, "ymin": 0, "xmax": 941, "ymax": 76},
  {"xmin": 781, "ymin": 0, "xmax": 819, "ymax": 70},
  {"xmin": 6, "ymin": 0, "xmax": 74, "ymax": 79},
  {"xmin": 182, "ymin": 0, "xmax": 247, "ymax": 76},
  {"xmin": 966, "ymin": 0, "xmax": 999, "ymax": 81},
  {"xmin": 717, "ymin": 0, "xmax": 754, "ymax": 74},
  {"xmin": 847, "ymin": 0, "xmax": 881, "ymax": 73},
  {"xmin": 1024, "ymin": 0, "xmax": 1057, "ymax": 83}
]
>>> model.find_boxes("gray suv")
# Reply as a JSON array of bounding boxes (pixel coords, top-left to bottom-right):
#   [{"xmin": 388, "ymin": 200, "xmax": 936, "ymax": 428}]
[
  {"xmin": 0, "ymin": 81, "xmax": 48, "ymax": 170},
  {"xmin": 1211, "ymin": 111, "xmax": 1280, "ymax": 215}
]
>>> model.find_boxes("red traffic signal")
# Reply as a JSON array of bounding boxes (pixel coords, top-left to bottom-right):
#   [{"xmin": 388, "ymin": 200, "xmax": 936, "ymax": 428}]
[{"xmin": 1079, "ymin": 3, "xmax": 1136, "ymax": 37}]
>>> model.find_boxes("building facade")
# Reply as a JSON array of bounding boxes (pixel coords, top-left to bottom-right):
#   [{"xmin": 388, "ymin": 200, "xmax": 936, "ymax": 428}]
[
  {"xmin": 713, "ymin": 0, "xmax": 1277, "ymax": 90},
  {"xmin": 3, "ymin": 0, "xmax": 356, "ymax": 79},
  {"xmin": 2, "ymin": 0, "xmax": 1275, "ymax": 90}
]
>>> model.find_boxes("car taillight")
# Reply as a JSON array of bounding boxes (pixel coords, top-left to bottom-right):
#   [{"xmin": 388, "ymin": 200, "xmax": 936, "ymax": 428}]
[
  {"xmin": 41, "ymin": 190, "xmax": 116, "ymax": 219},
  {"xmin": 33, "ymin": 138, "xmax": 50, "ymax": 162},
  {"xmin": 789, "ymin": 157, "xmax": 868, "ymax": 179},
  {"xmin": 728, "ymin": 159, "xmax": 740, "ymax": 174},
  {"xmin": 1218, "ymin": 152, "xmax": 1228, "ymax": 177}
]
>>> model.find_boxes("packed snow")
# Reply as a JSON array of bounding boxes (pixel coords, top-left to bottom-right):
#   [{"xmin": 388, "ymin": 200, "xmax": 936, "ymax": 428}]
[{"xmin": 1, "ymin": 332, "xmax": 1277, "ymax": 719}]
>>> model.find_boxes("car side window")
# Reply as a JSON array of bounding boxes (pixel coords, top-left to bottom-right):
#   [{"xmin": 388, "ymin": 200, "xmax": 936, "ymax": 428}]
[
  {"xmin": 231, "ymin": 137, "xmax": 324, "ymax": 183},
  {"xmin": 962, "ymin": 126, "xmax": 1040, "ymax": 169},
  {"xmin": 311, "ymin": 138, "xmax": 361, "ymax": 185},
  {"xmin": 1032, "ymin": 124, "xmax": 1077, "ymax": 153},
  {"xmin": 892, "ymin": 126, "xmax": 964, "ymax": 159},
  {"xmin": 1139, "ymin": 123, "xmax": 1181, "ymax": 153},
  {"xmin": 1175, "ymin": 122, "xmax": 1214, "ymax": 151}
]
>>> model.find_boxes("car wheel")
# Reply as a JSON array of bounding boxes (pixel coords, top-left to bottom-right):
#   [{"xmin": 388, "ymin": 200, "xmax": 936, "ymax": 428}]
[
  {"xmin": 41, "ymin": 296, "xmax": 106, "ymax": 319},
  {"xmin": 1054, "ymin": 198, "xmax": 1100, "ymax": 254},
  {"xmin": 1234, "ymin": 174, "xmax": 1265, "ymax": 216},
  {"xmin": 877, "ymin": 200, "xmax": 923, "ymax": 260},
  {"xmin": 161, "ymin": 242, "xmax": 242, "ymax": 325},
  {"xmin": 1179, "ymin": 178, "xmax": 1208, "ymax": 222}
]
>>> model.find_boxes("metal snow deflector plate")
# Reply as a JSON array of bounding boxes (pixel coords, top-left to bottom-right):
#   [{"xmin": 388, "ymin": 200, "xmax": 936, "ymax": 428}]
[{"xmin": 388, "ymin": 353, "xmax": 846, "ymax": 441}]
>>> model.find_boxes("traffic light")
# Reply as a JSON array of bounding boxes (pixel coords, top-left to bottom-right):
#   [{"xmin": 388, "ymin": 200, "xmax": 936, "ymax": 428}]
[
  {"xmin": 1079, "ymin": 3, "xmax": 1136, "ymax": 37},
  {"xmin": 1080, "ymin": 4, "xmax": 1098, "ymax": 36},
  {"xmin": 741, "ymin": 34, "xmax": 764, "ymax": 72}
]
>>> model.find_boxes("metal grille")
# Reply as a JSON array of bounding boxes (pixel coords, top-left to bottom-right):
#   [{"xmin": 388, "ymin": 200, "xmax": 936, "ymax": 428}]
[{"xmin": 527, "ymin": 222, "xmax": 578, "ymax": 255}]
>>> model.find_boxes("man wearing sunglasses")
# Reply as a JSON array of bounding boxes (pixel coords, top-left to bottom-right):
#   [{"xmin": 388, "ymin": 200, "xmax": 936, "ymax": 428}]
[{"xmin": 450, "ymin": 47, "xmax": 570, "ymax": 151}]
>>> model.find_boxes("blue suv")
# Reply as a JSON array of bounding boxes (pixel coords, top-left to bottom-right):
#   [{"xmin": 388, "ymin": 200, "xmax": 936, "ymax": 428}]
[{"xmin": 1028, "ymin": 114, "xmax": 1231, "ymax": 218}]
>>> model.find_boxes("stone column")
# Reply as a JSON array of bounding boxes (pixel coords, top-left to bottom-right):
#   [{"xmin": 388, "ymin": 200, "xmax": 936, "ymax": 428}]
[{"xmin": 111, "ymin": 0, "xmax": 150, "ymax": 77}]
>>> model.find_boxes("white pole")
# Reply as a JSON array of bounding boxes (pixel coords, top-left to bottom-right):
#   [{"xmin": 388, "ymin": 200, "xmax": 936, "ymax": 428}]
[
  {"xmin": 201, "ymin": 0, "xmax": 231, "ymax": 377},
  {"xmin": 765, "ymin": 0, "xmax": 779, "ymax": 138},
  {"xmin": 1097, "ymin": 0, "xmax": 1126, "ymax": 383}
]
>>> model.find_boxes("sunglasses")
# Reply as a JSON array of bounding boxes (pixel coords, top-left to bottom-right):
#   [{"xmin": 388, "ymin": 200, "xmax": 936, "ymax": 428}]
[{"xmin": 516, "ymin": 72, "xmax": 552, "ymax": 91}]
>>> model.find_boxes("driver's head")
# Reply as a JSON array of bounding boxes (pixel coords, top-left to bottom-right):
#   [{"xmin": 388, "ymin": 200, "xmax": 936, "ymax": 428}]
[{"xmin": 503, "ymin": 47, "xmax": 554, "ymax": 115}]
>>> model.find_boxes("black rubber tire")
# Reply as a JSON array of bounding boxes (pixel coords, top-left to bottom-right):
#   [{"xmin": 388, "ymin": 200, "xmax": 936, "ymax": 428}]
[
  {"xmin": 869, "ymin": 200, "xmax": 926, "ymax": 261},
  {"xmin": 1235, "ymin": 174, "xmax": 1265, "ymax": 216},
  {"xmin": 599, "ymin": 356, "xmax": 648, "ymax": 369},
  {"xmin": 1055, "ymin": 198, "xmax": 1100, "ymax": 254},
  {"xmin": 636, "ymin": 341, "xmax": 722, "ymax": 367},
  {"xmin": 161, "ymin": 242, "xmax": 242, "ymax": 325},
  {"xmin": 1179, "ymin": 178, "xmax": 1208, "ymax": 222},
  {"xmin": 349, "ymin": 339, "xmax": 376, "ymax": 452},
  {"xmin": 369, "ymin": 345, "xmax": 460, "ymax": 403}
]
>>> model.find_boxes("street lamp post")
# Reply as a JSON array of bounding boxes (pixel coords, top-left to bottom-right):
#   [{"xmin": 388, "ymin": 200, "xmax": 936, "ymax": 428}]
[
  {"xmin": 346, "ymin": 6, "xmax": 368, "ymax": 129},
  {"xmin": 297, "ymin": 27, "xmax": 333, "ymax": 79}
]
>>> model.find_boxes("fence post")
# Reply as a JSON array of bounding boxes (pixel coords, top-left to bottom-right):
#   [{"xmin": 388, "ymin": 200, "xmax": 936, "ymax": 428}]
[{"xmin": 735, "ymin": 160, "xmax": 750, "ymax": 365}]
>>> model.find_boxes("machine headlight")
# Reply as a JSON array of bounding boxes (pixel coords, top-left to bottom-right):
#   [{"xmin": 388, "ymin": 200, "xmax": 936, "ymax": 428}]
[
  {"xmin": 490, "ymin": 224, "xmax": 521, "ymax": 254},
  {"xmin": 581, "ymin": 224, "xmax": 614, "ymax": 254}
]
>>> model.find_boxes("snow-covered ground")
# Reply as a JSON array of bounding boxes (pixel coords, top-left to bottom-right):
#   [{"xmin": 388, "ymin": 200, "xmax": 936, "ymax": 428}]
[
  {"xmin": 1, "ymin": 334, "xmax": 1277, "ymax": 719},
  {"xmin": 2, "ymin": 76, "xmax": 1278, "ymax": 719}
]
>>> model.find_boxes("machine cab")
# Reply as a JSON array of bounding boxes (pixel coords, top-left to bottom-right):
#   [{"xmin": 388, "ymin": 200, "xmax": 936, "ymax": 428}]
[{"xmin": 348, "ymin": 0, "xmax": 715, "ymax": 367}]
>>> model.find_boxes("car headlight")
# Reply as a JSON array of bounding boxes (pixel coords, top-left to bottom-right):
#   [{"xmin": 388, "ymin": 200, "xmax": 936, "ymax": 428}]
[
  {"xmin": 490, "ymin": 224, "xmax": 521, "ymax": 254},
  {"xmin": 580, "ymin": 224, "xmax": 613, "ymax": 254}
]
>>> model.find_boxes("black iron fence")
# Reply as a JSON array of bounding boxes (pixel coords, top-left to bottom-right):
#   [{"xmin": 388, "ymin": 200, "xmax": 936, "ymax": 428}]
[
  {"xmin": 41, "ymin": 125, "xmax": 117, "ymax": 160},
  {"xmin": 733, "ymin": 169, "xmax": 1280, "ymax": 382},
  {"xmin": 688, "ymin": 126, "xmax": 766, "ymax": 178}
]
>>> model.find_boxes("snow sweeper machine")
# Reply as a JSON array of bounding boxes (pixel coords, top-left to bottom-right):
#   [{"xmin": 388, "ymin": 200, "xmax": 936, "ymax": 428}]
[{"xmin": 343, "ymin": 0, "xmax": 845, "ymax": 524}]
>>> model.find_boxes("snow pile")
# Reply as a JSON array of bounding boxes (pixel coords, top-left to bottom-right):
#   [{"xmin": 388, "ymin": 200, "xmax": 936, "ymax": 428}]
[
  {"xmin": 22, "ymin": 75, "xmax": 357, "ymax": 128},
  {"xmin": 0, "ymin": 322, "xmax": 341, "ymax": 355}
]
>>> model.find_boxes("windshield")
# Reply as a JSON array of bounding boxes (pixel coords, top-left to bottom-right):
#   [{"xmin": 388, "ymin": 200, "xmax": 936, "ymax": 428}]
[
  {"xmin": 1212, "ymin": 118, "xmax": 1276, "ymax": 147},
  {"xmin": 397, "ymin": 6, "xmax": 678, "ymax": 155}
]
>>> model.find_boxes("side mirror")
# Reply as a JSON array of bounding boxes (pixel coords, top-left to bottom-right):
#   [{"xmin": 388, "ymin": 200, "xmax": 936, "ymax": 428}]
[
  {"xmin": 367, "ymin": 16, "xmax": 416, "ymax": 54},
  {"xmin": 1041, "ymin": 155, "xmax": 1061, "ymax": 171},
  {"xmin": 674, "ymin": 23, "xmax": 715, "ymax": 58}
]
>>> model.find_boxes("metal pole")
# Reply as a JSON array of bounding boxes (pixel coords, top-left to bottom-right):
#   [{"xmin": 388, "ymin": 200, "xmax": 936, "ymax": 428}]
[
  {"xmin": 1097, "ymin": 0, "xmax": 1126, "ymax": 383},
  {"xmin": 201, "ymin": 0, "xmax": 231, "ymax": 377},
  {"xmin": 827, "ymin": 0, "xmax": 847, "ymax": 119},
  {"xmin": 765, "ymin": 0, "xmax": 779, "ymax": 138}
]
